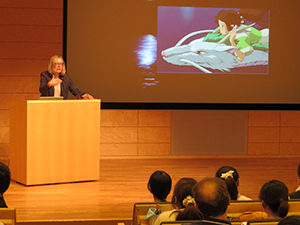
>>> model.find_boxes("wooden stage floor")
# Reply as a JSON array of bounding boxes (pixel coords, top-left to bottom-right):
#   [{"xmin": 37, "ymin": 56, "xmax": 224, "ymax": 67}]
[{"xmin": 4, "ymin": 157, "xmax": 300, "ymax": 224}]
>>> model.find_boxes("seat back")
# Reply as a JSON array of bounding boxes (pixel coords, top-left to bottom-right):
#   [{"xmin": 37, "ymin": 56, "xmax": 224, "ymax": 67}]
[
  {"xmin": 288, "ymin": 200, "xmax": 300, "ymax": 216},
  {"xmin": 227, "ymin": 201, "xmax": 263, "ymax": 218},
  {"xmin": 132, "ymin": 202, "xmax": 173, "ymax": 225},
  {"xmin": 159, "ymin": 220, "xmax": 242, "ymax": 225},
  {"xmin": 228, "ymin": 200, "xmax": 300, "ymax": 218},
  {"xmin": 246, "ymin": 218, "xmax": 281, "ymax": 225},
  {"xmin": 0, "ymin": 208, "xmax": 16, "ymax": 225},
  {"xmin": 160, "ymin": 220, "xmax": 200, "ymax": 225}
]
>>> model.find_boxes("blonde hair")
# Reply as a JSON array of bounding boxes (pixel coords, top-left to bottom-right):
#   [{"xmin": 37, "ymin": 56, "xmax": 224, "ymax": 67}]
[{"xmin": 48, "ymin": 55, "xmax": 66, "ymax": 75}]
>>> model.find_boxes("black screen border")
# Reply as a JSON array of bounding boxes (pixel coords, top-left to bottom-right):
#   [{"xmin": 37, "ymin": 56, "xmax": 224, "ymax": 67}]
[{"xmin": 63, "ymin": 0, "xmax": 300, "ymax": 110}]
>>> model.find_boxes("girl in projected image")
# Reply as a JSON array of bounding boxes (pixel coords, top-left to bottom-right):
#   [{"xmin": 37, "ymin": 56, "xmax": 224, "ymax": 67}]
[{"xmin": 214, "ymin": 9, "xmax": 269, "ymax": 62}]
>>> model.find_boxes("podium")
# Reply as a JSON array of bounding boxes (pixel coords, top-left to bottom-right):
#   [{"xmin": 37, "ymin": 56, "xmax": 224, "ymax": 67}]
[{"xmin": 10, "ymin": 99, "xmax": 100, "ymax": 186}]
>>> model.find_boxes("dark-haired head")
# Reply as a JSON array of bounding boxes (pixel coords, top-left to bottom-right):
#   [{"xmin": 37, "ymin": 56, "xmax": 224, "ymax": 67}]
[
  {"xmin": 193, "ymin": 177, "xmax": 229, "ymax": 219},
  {"xmin": 214, "ymin": 10, "xmax": 241, "ymax": 32},
  {"xmin": 147, "ymin": 170, "xmax": 172, "ymax": 202},
  {"xmin": 259, "ymin": 180, "xmax": 289, "ymax": 218},
  {"xmin": 0, "ymin": 162, "xmax": 10, "ymax": 195},
  {"xmin": 278, "ymin": 215, "xmax": 300, "ymax": 225},
  {"xmin": 297, "ymin": 162, "xmax": 300, "ymax": 179},
  {"xmin": 172, "ymin": 178, "xmax": 203, "ymax": 221},
  {"xmin": 215, "ymin": 166, "xmax": 239, "ymax": 200},
  {"xmin": 171, "ymin": 178, "xmax": 197, "ymax": 208}
]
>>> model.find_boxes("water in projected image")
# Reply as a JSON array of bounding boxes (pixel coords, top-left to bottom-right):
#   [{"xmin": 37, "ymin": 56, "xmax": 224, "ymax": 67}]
[{"xmin": 135, "ymin": 34, "xmax": 158, "ymax": 88}]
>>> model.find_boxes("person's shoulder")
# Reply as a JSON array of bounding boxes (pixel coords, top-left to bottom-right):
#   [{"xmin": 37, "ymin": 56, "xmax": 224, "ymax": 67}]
[
  {"xmin": 237, "ymin": 194, "xmax": 252, "ymax": 201},
  {"xmin": 158, "ymin": 209, "xmax": 180, "ymax": 219},
  {"xmin": 60, "ymin": 73, "xmax": 70, "ymax": 79},
  {"xmin": 289, "ymin": 190, "xmax": 300, "ymax": 199},
  {"xmin": 154, "ymin": 209, "xmax": 180, "ymax": 225},
  {"xmin": 40, "ymin": 71, "xmax": 50, "ymax": 76},
  {"xmin": 166, "ymin": 208, "xmax": 180, "ymax": 214}
]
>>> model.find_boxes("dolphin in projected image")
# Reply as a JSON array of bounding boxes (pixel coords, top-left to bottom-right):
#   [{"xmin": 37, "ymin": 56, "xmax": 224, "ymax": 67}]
[{"xmin": 161, "ymin": 25, "xmax": 268, "ymax": 74}]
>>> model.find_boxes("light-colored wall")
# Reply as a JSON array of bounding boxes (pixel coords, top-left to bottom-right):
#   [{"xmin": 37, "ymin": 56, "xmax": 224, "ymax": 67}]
[{"xmin": 1, "ymin": 1, "xmax": 300, "ymax": 166}]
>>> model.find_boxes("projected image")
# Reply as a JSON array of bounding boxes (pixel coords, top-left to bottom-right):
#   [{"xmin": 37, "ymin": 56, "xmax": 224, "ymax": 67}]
[{"xmin": 157, "ymin": 7, "xmax": 269, "ymax": 74}]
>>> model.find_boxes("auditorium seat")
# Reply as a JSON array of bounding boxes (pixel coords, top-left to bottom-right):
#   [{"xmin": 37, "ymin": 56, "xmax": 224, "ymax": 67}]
[
  {"xmin": 159, "ymin": 220, "xmax": 242, "ymax": 225},
  {"xmin": 160, "ymin": 221, "xmax": 201, "ymax": 225},
  {"xmin": 246, "ymin": 218, "xmax": 281, "ymax": 225},
  {"xmin": 132, "ymin": 202, "xmax": 173, "ymax": 225},
  {"xmin": 0, "ymin": 208, "xmax": 16, "ymax": 225},
  {"xmin": 227, "ymin": 200, "xmax": 264, "ymax": 219},
  {"xmin": 288, "ymin": 199, "xmax": 300, "ymax": 215},
  {"xmin": 159, "ymin": 220, "xmax": 279, "ymax": 225}
]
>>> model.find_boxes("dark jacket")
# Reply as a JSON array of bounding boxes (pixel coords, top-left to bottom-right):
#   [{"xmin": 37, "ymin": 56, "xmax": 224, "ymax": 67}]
[{"xmin": 39, "ymin": 71, "xmax": 84, "ymax": 99}]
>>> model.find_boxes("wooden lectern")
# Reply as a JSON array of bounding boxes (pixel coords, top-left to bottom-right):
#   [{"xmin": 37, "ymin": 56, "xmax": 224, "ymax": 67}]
[{"xmin": 10, "ymin": 99, "xmax": 100, "ymax": 186}]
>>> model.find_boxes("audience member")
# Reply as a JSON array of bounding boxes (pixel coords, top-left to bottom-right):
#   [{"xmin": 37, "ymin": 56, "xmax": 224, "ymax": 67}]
[
  {"xmin": 0, "ymin": 162, "xmax": 11, "ymax": 208},
  {"xmin": 259, "ymin": 180, "xmax": 289, "ymax": 219},
  {"xmin": 289, "ymin": 162, "xmax": 300, "ymax": 199},
  {"xmin": 147, "ymin": 170, "xmax": 172, "ymax": 202},
  {"xmin": 191, "ymin": 177, "xmax": 232, "ymax": 225},
  {"xmin": 215, "ymin": 166, "xmax": 251, "ymax": 201},
  {"xmin": 154, "ymin": 178, "xmax": 202, "ymax": 225},
  {"xmin": 278, "ymin": 215, "xmax": 300, "ymax": 225}
]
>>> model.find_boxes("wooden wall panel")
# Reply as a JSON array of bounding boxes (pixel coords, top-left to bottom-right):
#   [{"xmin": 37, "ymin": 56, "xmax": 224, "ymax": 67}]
[
  {"xmin": 138, "ymin": 127, "xmax": 171, "ymax": 143},
  {"xmin": 100, "ymin": 110, "xmax": 139, "ymax": 156},
  {"xmin": 280, "ymin": 143, "xmax": 300, "ymax": 155},
  {"xmin": 0, "ymin": 0, "xmax": 63, "ymax": 8},
  {"xmin": 0, "ymin": 43, "xmax": 62, "ymax": 59},
  {"xmin": 100, "ymin": 110, "xmax": 172, "ymax": 156},
  {"xmin": 0, "ymin": 8, "xmax": 63, "ymax": 25},
  {"xmin": 0, "ymin": 25, "xmax": 63, "ymax": 43},
  {"xmin": 101, "ymin": 110, "xmax": 300, "ymax": 157},
  {"xmin": 100, "ymin": 144, "xmax": 137, "ymax": 156},
  {"xmin": 248, "ymin": 143, "xmax": 280, "ymax": 155},
  {"xmin": 280, "ymin": 111, "xmax": 300, "ymax": 155},
  {"xmin": 101, "ymin": 110, "xmax": 137, "ymax": 127},
  {"xmin": 0, "ymin": 110, "xmax": 9, "ymax": 126},
  {"xmin": 281, "ymin": 111, "xmax": 300, "ymax": 126},
  {"xmin": 281, "ymin": 128, "xmax": 300, "ymax": 142},
  {"xmin": 0, "ymin": 94, "xmax": 40, "ymax": 110},
  {"xmin": 99, "ymin": 110, "xmax": 172, "ymax": 156},
  {"xmin": 248, "ymin": 111, "xmax": 280, "ymax": 155},
  {"xmin": 0, "ymin": 144, "xmax": 9, "ymax": 157},
  {"xmin": 138, "ymin": 143, "xmax": 170, "ymax": 156},
  {"xmin": 0, "ymin": 77, "xmax": 39, "ymax": 93},
  {"xmin": 248, "ymin": 127, "xmax": 280, "ymax": 143},
  {"xmin": 138, "ymin": 110, "xmax": 171, "ymax": 127},
  {"xmin": 0, "ymin": 59, "xmax": 48, "ymax": 76},
  {"xmin": 101, "ymin": 127, "xmax": 137, "ymax": 143},
  {"xmin": 248, "ymin": 111, "xmax": 300, "ymax": 156},
  {"xmin": 248, "ymin": 111, "xmax": 280, "ymax": 126},
  {"xmin": 0, "ymin": 127, "xmax": 9, "ymax": 143},
  {"xmin": 0, "ymin": 159, "xmax": 10, "ymax": 168}
]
